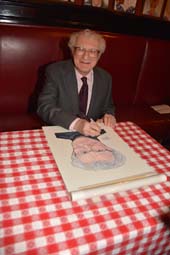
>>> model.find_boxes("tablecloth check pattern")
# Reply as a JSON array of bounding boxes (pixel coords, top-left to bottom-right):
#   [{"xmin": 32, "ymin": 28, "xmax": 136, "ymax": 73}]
[{"xmin": 1, "ymin": 121, "xmax": 170, "ymax": 255}]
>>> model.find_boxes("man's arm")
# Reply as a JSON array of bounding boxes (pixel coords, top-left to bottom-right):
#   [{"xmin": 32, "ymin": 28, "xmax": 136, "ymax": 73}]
[
  {"xmin": 37, "ymin": 62, "xmax": 77, "ymax": 129},
  {"xmin": 96, "ymin": 71, "xmax": 116, "ymax": 127}
]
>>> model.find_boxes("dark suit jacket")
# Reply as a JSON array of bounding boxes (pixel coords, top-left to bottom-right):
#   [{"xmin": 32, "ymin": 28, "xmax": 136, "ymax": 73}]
[{"xmin": 37, "ymin": 59, "xmax": 115, "ymax": 129}]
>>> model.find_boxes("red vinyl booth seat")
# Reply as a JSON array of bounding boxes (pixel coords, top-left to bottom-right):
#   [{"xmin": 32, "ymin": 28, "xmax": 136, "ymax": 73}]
[{"xmin": 0, "ymin": 23, "xmax": 170, "ymax": 143}]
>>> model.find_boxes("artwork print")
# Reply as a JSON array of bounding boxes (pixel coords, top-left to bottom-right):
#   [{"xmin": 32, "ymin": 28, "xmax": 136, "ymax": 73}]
[
  {"xmin": 142, "ymin": 0, "xmax": 164, "ymax": 16},
  {"xmin": 84, "ymin": 0, "xmax": 109, "ymax": 8},
  {"xmin": 114, "ymin": 0, "xmax": 137, "ymax": 14},
  {"xmin": 42, "ymin": 125, "xmax": 165, "ymax": 201},
  {"xmin": 55, "ymin": 131, "xmax": 126, "ymax": 170},
  {"xmin": 163, "ymin": 0, "xmax": 170, "ymax": 20}
]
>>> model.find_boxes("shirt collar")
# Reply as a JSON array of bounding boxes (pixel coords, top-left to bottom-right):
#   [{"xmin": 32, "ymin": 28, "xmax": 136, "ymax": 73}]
[{"xmin": 75, "ymin": 69, "xmax": 93, "ymax": 83}]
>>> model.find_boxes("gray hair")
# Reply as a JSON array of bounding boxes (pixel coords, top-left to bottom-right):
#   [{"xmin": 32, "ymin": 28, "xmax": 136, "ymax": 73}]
[
  {"xmin": 71, "ymin": 136, "xmax": 126, "ymax": 170},
  {"xmin": 68, "ymin": 29, "xmax": 106, "ymax": 55}
]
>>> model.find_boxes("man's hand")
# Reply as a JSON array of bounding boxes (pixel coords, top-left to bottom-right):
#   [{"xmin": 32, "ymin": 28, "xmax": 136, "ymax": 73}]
[
  {"xmin": 74, "ymin": 119, "xmax": 101, "ymax": 137},
  {"xmin": 97, "ymin": 114, "xmax": 116, "ymax": 127}
]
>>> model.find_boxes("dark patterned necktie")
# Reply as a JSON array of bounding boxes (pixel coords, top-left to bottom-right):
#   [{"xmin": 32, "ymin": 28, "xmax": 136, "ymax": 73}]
[{"xmin": 79, "ymin": 76, "xmax": 88, "ymax": 116}]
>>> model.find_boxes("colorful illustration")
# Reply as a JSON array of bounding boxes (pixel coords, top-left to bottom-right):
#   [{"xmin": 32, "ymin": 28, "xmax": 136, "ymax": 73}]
[
  {"xmin": 55, "ymin": 131, "xmax": 126, "ymax": 170},
  {"xmin": 143, "ymin": 0, "xmax": 164, "ymax": 17},
  {"xmin": 84, "ymin": 0, "xmax": 109, "ymax": 8},
  {"xmin": 114, "ymin": 0, "xmax": 137, "ymax": 13},
  {"xmin": 163, "ymin": 0, "xmax": 170, "ymax": 20},
  {"xmin": 50, "ymin": 0, "xmax": 75, "ymax": 2}
]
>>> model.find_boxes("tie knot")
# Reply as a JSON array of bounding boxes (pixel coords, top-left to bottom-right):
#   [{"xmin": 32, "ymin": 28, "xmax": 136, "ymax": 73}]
[{"xmin": 81, "ymin": 77, "xmax": 87, "ymax": 84}]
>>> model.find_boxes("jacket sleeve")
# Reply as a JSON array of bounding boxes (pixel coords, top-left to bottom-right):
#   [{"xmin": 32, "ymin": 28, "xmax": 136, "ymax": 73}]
[
  {"xmin": 37, "ymin": 63, "xmax": 78, "ymax": 129},
  {"xmin": 104, "ymin": 74, "xmax": 115, "ymax": 116}
]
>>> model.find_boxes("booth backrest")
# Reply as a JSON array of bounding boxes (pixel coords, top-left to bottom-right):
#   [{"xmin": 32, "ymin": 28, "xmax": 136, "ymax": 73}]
[
  {"xmin": 134, "ymin": 39, "xmax": 170, "ymax": 105},
  {"xmin": 0, "ymin": 23, "xmax": 170, "ymax": 139},
  {"xmin": 98, "ymin": 35, "xmax": 147, "ymax": 105},
  {"xmin": 0, "ymin": 25, "xmax": 72, "ymax": 114},
  {"xmin": 1, "ymin": 24, "xmax": 170, "ymax": 111}
]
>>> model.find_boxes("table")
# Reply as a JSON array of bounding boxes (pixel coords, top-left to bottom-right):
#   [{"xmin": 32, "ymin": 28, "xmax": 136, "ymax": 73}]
[{"xmin": 1, "ymin": 122, "xmax": 170, "ymax": 255}]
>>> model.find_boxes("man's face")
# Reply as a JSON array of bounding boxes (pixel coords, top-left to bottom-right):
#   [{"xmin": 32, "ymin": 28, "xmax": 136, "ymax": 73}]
[
  {"xmin": 72, "ymin": 137, "xmax": 114, "ymax": 166},
  {"xmin": 72, "ymin": 35, "xmax": 101, "ymax": 76}
]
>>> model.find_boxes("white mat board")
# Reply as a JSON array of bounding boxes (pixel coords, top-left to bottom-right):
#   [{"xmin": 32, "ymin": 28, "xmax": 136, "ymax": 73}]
[{"xmin": 43, "ymin": 125, "xmax": 166, "ymax": 200}]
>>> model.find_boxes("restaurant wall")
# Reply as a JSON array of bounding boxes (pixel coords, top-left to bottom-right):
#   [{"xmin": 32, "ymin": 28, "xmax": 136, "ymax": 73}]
[{"xmin": 0, "ymin": 0, "xmax": 170, "ymax": 39}]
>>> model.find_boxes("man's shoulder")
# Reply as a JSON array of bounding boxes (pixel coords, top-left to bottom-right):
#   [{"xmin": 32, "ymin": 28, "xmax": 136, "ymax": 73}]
[
  {"xmin": 47, "ymin": 59, "xmax": 73, "ymax": 72},
  {"xmin": 94, "ymin": 66, "xmax": 112, "ymax": 79}
]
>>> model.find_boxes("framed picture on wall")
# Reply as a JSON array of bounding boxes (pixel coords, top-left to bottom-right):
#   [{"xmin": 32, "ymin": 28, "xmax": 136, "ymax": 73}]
[
  {"xmin": 84, "ymin": 0, "xmax": 109, "ymax": 8},
  {"xmin": 142, "ymin": 0, "xmax": 165, "ymax": 17},
  {"xmin": 163, "ymin": 0, "xmax": 170, "ymax": 20},
  {"xmin": 113, "ymin": 0, "xmax": 137, "ymax": 14},
  {"xmin": 49, "ymin": 0, "xmax": 75, "ymax": 2}
]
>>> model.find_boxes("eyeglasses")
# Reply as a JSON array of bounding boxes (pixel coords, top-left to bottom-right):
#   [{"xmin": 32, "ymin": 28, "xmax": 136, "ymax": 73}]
[{"xmin": 73, "ymin": 46, "xmax": 100, "ymax": 58}]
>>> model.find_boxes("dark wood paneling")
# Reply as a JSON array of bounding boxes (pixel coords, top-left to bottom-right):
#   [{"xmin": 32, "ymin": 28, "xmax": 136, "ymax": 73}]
[{"xmin": 0, "ymin": 0, "xmax": 170, "ymax": 39}]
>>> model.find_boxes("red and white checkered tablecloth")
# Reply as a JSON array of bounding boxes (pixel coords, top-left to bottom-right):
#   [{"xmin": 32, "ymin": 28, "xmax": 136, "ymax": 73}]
[{"xmin": 1, "ymin": 122, "xmax": 170, "ymax": 255}]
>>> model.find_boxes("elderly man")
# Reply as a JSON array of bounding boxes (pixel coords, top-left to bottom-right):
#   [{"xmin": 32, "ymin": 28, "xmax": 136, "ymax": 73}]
[{"xmin": 37, "ymin": 29, "xmax": 116, "ymax": 137}]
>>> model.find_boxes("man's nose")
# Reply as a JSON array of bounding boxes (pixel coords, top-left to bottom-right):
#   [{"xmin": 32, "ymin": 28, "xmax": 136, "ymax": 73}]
[{"xmin": 82, "ymin": 50, "xmax": 90, "ymax": 58}]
